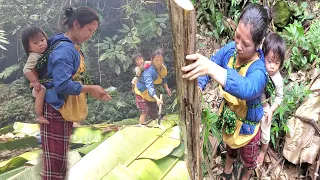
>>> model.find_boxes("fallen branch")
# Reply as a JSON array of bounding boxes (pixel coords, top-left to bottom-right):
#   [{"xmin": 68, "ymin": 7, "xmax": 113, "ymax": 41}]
[
  {"xmin": 263, "ymin": 157, "xmax": 284, "ymax": 177},
  {"xmin": 290, "ymin": 114, "xmax": 320, "ymax": 134}
]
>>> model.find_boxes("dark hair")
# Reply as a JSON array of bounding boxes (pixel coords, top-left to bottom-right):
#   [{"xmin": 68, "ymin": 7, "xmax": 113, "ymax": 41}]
[
  {"xmin": 63, "ymin": 7, "xmax": 100, "ymax": 29},
  {"xmin": 132, "ymin": 53, "xmax": 143, "ymax": 62},
  {"xmin": 263, "ymin": 32, "xmax": 286, "ymax": 68},
  {"xmin": 21, "ymin": 26, "xmax": 48, "ymax": 56},
  {"xmin": 239, "ymin": 3, "xmax": 272, "ymax": 46},
  {"xmin": 150, "ymin": 48, "xmax": 164, "ymax": 61}
]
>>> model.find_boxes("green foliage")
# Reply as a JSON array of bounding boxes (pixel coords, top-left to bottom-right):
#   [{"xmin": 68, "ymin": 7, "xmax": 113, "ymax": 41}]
[
  {"xmin": 282, "ymin": 20, "xmax": 320, "ymax": 73},
  {"xmin": 85, "ymin": 91, "xmax": 139, "ymax": 124},
  {"xmin": 0, "ymin": 78, "xmax": 35, "ymax": 127},
  {"xmin": 288, "ymin": 1, "xmax": 315, "ymax": 21},
  {"xmin": 196, "ymin": 0, "xmax": 259, "ymax": 39},
  {"xmin": 0, "ymin": 64, "xmax": 21, "ymax": 80},
  {"xmin": 270, "ymin": 82, "xmax": 311, "ymax": 149},
  {"xmin": 95, "ymin": 1, "xmax": 169, "ymax": 75}
]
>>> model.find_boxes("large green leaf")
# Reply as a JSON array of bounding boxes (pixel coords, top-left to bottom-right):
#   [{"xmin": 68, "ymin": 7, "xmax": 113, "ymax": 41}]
[
  {"xmin": 7, "ymin": 151, "xmax": 82, "ymax": 180},
  {"xmin": 101, "ymin": 164, "xmax": 141, "ymax": 180},
  {"xmin": 76, "ymin": 131, "xmax": 115, "ymax": 156},
  {"xmin": 170, "ymin": 143, "xmax": 185, "ymax": 159},
  {"xmin": 67, "ymin": 127, "xmax": 163, "ymax": 180},
  {"xmin": 112, "ymin": 118, "xmax": 139, "ymax": 125},
  {"xmin": 0, "ymin": 157, "xmax": 28, "ymax": 174},
  {"xmin": 162, "ymin": 161, "xmax": 189, "ymax": 180},
  {"xmin": 0, "ymin": 167, "xmax": 26, "ymax": 180},
  {"xmin": 12, "ymin": 122, "xmax": 39, "ymax": 136},
  {"xmin": 139, "ymin": 126, "xmax": 180, "ymax": 160},
  {"xmin": 0, "ymin": 136, "xmax": 39, "ymax": 151},
  {"xmin": 70, "ymin": 126, "xmax": 105, "ymax": 144},
  {"xmin": 0, "ymin": 150, "xmax": 41, "ymax": 168},
  {"xmin": 0, "ymin": 124, "xmax": 14, "ymax": 135},
  {"xmin": 128, "ymin": 159, "xmax": 164, "ymax": 179}
]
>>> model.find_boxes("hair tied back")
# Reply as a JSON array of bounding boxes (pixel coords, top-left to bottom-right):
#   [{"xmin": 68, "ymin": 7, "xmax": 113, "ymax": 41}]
[{"xmin": 65, "ymin": 7, "xmax": 73, "ymax": 18}]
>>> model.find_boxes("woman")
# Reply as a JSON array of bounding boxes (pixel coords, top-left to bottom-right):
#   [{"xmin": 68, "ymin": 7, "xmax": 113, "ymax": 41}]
[
  {"xmin": 182, "ymin": 4, "xmax": 270, "ymax": 180},
  {"xmin": 40, "ymin": 7, "xmax": 111, "ymax": 180},
  {"xmin": 134, "ymin": 48, "xmax": 171, "ymax": 125}
]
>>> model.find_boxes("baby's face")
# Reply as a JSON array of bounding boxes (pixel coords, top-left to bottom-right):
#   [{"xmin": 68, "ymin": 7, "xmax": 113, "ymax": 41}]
[
  {"xmin": 265, "ymin": 51, "xmax": 280, "ymax": 76},
  {"xmin": 135, "ymin": 57, "xmax": 144, "ymax": 67}
]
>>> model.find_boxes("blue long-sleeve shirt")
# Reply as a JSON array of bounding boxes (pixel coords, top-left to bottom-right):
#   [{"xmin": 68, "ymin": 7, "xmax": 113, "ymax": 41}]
[
  {"xmin": 44, "ymin": 33, "xmax": 82, "ymax": 109},
  {"xmin": 136, "ymin": 64, "xmax": 168, "ymax": 97},
  {"xmin": 198, "ymin": 41, "xmax": 268, "ymax": 134}
]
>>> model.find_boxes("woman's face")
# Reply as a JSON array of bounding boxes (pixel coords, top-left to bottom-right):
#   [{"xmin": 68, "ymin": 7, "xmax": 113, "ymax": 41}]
[
  {"xmin": 152, "ymin": 55, "xmax": 164, "ymax": 69},
  {"xmin": 74, "ymin": 20, "xmax": 98, "ymax": 44},
  {"xmin": 234, "ymin": 22, "xmax": 257, "ymax": 61}
]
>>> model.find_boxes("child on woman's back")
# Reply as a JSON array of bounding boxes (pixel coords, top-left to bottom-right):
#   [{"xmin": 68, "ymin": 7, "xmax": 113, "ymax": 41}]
[
  {"xmin": 22, "ymin": 26, "xmax": 49, "ymax": 124},
  {"xmin": 131, "ymin": 53, "xmax": 151, "ymax": 91},
  {"xmin": 258, "ymin": 32, "xmax": 286, "ymax": 164}
]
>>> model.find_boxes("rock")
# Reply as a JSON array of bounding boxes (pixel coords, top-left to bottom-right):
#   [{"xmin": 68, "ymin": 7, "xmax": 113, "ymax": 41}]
[{"xmin": 273, "ymin": 1, "xmax": 291, "ymax": 28}]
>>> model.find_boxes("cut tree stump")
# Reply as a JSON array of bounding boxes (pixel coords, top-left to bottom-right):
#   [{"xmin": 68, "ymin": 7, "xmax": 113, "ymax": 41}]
[{"xmin": 168, "ymin": 0, "xmax": 202, "ymax": 179}]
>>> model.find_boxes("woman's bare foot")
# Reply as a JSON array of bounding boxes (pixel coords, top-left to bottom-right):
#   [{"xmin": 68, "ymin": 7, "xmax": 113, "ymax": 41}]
[{"xmin": 36, "ymin": 115, "xmax": 49, "ymax": 124}]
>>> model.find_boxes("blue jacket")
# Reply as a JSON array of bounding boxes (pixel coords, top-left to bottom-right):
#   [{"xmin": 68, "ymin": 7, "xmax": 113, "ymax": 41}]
[
  {"xmin": 44, "ymin": 33, "xmax": 83, "ymax": 109},
  {"xmin": 198, "ymin": 41, "xmax": 268, "ymax": 134},
  {"xmin": 136, "ymin": 64, "xmax": 168, "ymax": 97}
]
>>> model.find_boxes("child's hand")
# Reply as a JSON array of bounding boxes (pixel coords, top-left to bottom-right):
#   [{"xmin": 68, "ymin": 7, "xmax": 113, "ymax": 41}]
[
  {"xmin": 31, "ymin": 81, "xmax": 41, "ymax": 92},
  {"xmin": 156, "ymin": 97, "xmax": 163, "ymax": 106},
  {"xmin": 266, "ymin": 110, "xmax": 273, "ymax": 126}
]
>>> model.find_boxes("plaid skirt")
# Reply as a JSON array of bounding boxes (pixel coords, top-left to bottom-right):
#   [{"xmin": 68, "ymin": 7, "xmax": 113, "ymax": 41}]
[
  {"xmin": 226, "ymin": 128, "xmax": 261, "ymax": 170},
  {"xmin": 135, "ymin": 95, "xmax": 158, "ymax": 120},
  {"xmin": 40, "ymin": 103, "xmax": 73, "ymax": 180}
]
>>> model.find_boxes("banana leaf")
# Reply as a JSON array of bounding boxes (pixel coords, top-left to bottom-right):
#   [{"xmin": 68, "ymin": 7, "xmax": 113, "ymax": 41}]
[
  {"xmin": 0, "ymin": 157, "xmax": 28, "ymax": 175},
  {"xmin": 139, "ymin": 126, "xmax": 180, "ymax": 160},
  {"xmin": 112, "ymin": 118, "xmax": 139, "ymax": 125},
  {"xmin": 0, "ymin": 136, "xmax": 39, "ymax": 151},
  {"xmin": 70, "ymin": 126, "xmax": 108, "ymax": 144},
  {"xmin": 101, "ymin": 164, "xmax": 141, "ymax": 180},
  {"xmin": 7, "ymin": 150, "xmax": 82, "ymax": 180},
  {"xmin": 67, "ymin": 127, "xmax": 163, "ymax": 180},
  {"xmin": 170, "ymin": 143, "xmax": 185, "ymax": 159},
  {"xmin": 0, "ymin": 167, "xmax": 26, "ymax": 180},
  {"xmin": 12, "ymin": 122, "xmax": 39, "ymax": 136},
  {"xmin": 127, "ymin": 159, "xmax": 165, "ymax": 179},
  {"xmin": 162, "ymin": 161, "xmax": 189, "ymax": 180},
  {"xmin": 0, "ymin": 150, "xmax": 41, "ymax": 168},
  {"xmin": 0, "ymin": 150, "xmax": 41, "ymax": 174},
  {"xmin": 76, "ymin": 134, "xmax": 112, "ymax": 157},
  {"xmin": 0, "ymin": 124, "xmax": 14, "ymax": 135}
]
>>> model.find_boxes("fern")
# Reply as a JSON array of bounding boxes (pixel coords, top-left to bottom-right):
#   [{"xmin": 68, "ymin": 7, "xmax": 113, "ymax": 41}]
[
  {"xmin": 306, "ymin": 19, "xmax": 320, "ymax": 45},
  {"xmin": 0, "ymin": 64, "xmax": 21, "ymax": 79},
  {"xmin": 306, "ymin": 20, "xmax": 320, "ymax": 67}
]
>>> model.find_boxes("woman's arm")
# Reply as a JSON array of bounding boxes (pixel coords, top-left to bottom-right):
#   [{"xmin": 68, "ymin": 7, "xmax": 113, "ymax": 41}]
[
  {"xmin": 183, "ymin": 55, "xmax": 267, "ymax": 101},
  {"xmin": 51, "ymin": 47, "xmax": 83, "ymax": 95},
  {"xmin": 197, "ymin": 42, "xmax": 235, "ymax": 90}
]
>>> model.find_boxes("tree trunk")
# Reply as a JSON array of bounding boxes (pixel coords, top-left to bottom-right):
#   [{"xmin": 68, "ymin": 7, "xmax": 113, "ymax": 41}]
[{"xmin": 168, "ymin": 0, "xmax": 202, "ymax": 179}]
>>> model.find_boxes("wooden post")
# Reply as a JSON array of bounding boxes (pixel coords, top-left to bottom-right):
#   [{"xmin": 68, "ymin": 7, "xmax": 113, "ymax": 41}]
[{"xmin": 168, "ymin": 0, "xmax": 202, "ymax": 179}]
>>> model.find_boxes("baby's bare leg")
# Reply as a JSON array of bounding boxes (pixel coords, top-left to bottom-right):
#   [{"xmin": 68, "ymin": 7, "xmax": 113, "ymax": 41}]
[{"xmin": 34, "ymin": 88, "xmax": 49, "ymax": 124}]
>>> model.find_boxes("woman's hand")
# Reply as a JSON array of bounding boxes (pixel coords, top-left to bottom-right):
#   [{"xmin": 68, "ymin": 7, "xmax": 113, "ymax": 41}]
[
  {"xmin": 156, "ymin": 97, "xmax": 163, "ymax": 106},
  {"xmin": 88, "ymin": 85, "xmax": 112, "ymax": 101},
  {"xmin": 181, "ymin": 54, "xmax": 214, "ymax": 80},
  {"xmin": 166, "ymin": 87, "xmax": 172, "ymax": 97}
]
